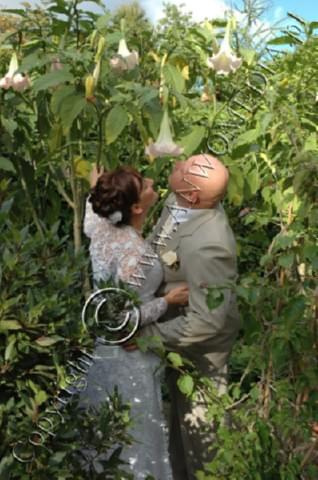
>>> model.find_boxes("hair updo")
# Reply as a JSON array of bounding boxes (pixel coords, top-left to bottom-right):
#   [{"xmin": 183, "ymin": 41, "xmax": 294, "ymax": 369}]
[{"xmin": 89, "ymin": 166, "xmax": 143, "ymax": 226}]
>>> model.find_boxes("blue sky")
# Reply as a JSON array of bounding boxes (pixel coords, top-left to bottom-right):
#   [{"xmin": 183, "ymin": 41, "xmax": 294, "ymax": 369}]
[{"xmin": 265, "ymin": 0, "xmax": 318, "ymax": 25}]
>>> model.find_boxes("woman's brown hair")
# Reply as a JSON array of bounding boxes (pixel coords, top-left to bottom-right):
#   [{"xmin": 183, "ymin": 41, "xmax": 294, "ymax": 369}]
[{"xmin": 89, "ymin": 166, "xmax": 143, "ymax": 226}]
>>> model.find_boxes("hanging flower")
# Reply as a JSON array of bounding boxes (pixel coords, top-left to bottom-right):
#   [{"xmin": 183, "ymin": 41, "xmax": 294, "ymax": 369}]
[
  {"xmin": 0, "ymin": 52, "xmax": 30, "ymax": 91},
  {"xmin": 11, "ymin": 73, "xmax": 30, "ymax": 92},
  {"xmin": 207, "ymin": 19, "xmax": 242, "ymax": 76},
  {"xmin": 145, "ymin": 110, "xmax": 184, "ymax": 158},
  {"xmin": 50, "ymin": 58, "xmax": 63, "ymax": 72},
  {"xmin": 109, "ymin": 38, "xmax": 139, "ymax": 72}
]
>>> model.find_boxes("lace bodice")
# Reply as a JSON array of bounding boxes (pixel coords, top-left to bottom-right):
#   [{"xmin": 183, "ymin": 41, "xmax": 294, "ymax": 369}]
[{"xmin": 84, "ymin": 198, "xmax": 167, "ymax": 325}]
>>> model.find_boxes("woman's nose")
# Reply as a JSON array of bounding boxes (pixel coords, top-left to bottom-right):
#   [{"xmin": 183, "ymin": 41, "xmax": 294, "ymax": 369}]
[{"xmin": 146, "ymin": 178, "xmax": 154, "ymax": 187}]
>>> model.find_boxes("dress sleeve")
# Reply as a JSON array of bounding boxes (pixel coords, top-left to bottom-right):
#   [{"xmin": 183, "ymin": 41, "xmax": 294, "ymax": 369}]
[
  {"xmin": 139, "ymin": 298, "xmax": 167, "ymax": 326},
  {"xmin": 84, "ymin": 197, "xmax": 100, "ymax": 238},
  {"xmin": 116, "ymin": 242, "xmax": 167, "ymax": 327}
]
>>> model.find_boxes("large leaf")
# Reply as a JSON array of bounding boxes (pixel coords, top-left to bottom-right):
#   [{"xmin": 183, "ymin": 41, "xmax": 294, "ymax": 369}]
[
  {"xmin": 51, "ymin": 85, "xmax": 75, "ymax": 116},
  {"xmin": 163, "ymin": 64, "xmax": 185, "ymax": 93},
  {"xmin": 59, "ymin": 95, "xmax": 87, "ymax": 133},
  {"xmin": 33, "ymin": 69, "xmax": 74, "ymax": 92},
  {"xmin": 0, "ymin": 157, "xmax": 16, "ymax": 173},
  {"xmin": 105, "ymin": 105, "xmax": 129, "ymax": 145},
  {"xmin": 179, "ymin": 125, "xmax": 205, "ymax": 156}
]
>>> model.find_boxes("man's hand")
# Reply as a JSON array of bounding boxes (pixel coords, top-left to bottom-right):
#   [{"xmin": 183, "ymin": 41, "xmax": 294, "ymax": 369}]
[
  {"xmin": 164, "ymin": 283, "xmax": 189, "ymax": 306},
  {"xmin": 122, "ymin": 342, "xmax": 138, "ymax": 352}
]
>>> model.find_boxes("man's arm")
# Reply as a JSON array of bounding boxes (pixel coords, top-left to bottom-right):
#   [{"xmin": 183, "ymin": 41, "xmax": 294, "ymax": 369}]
[{"xmin": 141, "ymin": 242, "xmax": 237, "ymax": 349}]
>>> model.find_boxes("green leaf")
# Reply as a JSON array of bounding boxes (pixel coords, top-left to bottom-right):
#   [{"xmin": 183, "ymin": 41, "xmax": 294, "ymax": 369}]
[
  {"xmin": 59, "ymin": 95, "xmax": 86, "ymax": 134},
  {"xmin": 1, "ymin": 117, "xmax": 18, "ymax": 136},
  {"xmin": 51, "ymin": 85, "xmax": 76, "ymax": 116},
  {"xmin": 267, "ymin": 35, "xmax": 299, "ymax": 45},
  {"xmin": 96, "ymin": 13, "xmax": 112, "ymax": 31},
  {"xmin": 206, "ymin": 288, "xmax": 225, "ymax": 310},
  {"xmin": 177, "ymin": 374, "xmax": 194, "ymax": 396},
  {"xmin": 234, "ymin": 129, "xmax": 260, "ymax": 148},
  {"xmin": 240, "ymin": 48, "xmax": 256, "ymax": 65},
  {"xmin": 303, "ymin": 244, "xmax": 318, "ymax": 269},
  {"xmin": 309, "ymin": 21, "xmax": 318, "ymax": 30},
  {"xmin": 278, "ymin": 252, "xmax": 295, "ymax": 268},
  {"xmin": 0, "ymin": 320, "xmax": 22, "ymax": 331},
  {"xmin": 35, "ymin": 335, "xmax": 64, "ymax": 347},
  {"xmin": 105, "ymin": 105, "xmax": 129, "ymax": 145},
  {"xmin": 304, "ymin": 133, "xmax": 317, "ymax": 152},
  {"xmin": 179, "ymin": 125, "xmax": 205, "ymax": 156},
  {"xmin": 167, "ymin": 352, "xmax": 184, "ymax": 368},
  {"xmin": 227, "ymin": 165, "xmax": 244, "ymax": 206},
  {"xmin": 281, "ymin": 297, "xmax": 306, "ymax": 326},
  {"xmin": 163, "ymin": 64, "xmax": 185, "ymax": 93},
  {"xmin": 35, "ymin": 390, "xmax": 48, "ymax": 405},
  {"xmin": 5, "ymin": 338, "xmax": 16, "ymax": 361},
  {"xmin": 246, "ymin": 169, "xmax": 260, "ymax": 195},
  {"xmin": 33, "ymin": 69, "xmax": 74, "ymax": 93},
  {"xmin": 0, "ymin": 157, "xmax": 16, "ymax": 173}
]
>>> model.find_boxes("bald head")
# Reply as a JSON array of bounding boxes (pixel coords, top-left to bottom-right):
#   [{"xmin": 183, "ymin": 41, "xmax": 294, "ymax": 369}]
[{"xmin": 169, "ymin": 154, "xmax": 229, "ymax": 208}]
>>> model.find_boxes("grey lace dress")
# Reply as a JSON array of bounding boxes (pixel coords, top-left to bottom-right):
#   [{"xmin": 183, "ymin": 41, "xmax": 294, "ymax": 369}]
[{"xmin": 80, "ymin": 199, "xmax": 173, "ymax": 480}]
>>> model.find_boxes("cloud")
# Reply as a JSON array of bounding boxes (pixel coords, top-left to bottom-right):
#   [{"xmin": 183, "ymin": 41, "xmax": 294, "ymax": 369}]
[{"xmin": 142, "ymin": 0, "xmax": 231, "ymax": 23}]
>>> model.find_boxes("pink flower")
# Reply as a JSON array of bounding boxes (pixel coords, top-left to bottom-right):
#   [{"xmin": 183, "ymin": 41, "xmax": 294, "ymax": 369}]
[
  {"xmin": 12, "ymin": 73, "xmax": 31, "ymax": 92},
  {"xmin": 145, "ymin": 110, "xmax": 184, "ymax": 158},
  {"xmin": 0, "ymin": 53, "xmax": 30, "ymax": 92},
  {"xmin": 110, "ymin": 38, "xmax": 139, "ymax": 72},
  {"xmin": 50, "ymin": 58, "xmax": 63, "ymax": 71}
]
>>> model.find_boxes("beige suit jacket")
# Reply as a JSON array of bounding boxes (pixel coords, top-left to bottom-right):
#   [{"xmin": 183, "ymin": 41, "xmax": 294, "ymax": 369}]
[{"xmin": 143, "ymin": 194, "xmax": 240, "ymax": 372}]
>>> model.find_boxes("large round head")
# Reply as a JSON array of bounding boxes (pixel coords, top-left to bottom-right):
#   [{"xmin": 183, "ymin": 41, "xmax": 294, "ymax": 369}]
[
  {"xmin": 90, "ymin": 166, "xmax": 158, "ymax": 226},
  {"xmin": 169, "ymin": 153, "xmax": 229, "ymax": 208}
]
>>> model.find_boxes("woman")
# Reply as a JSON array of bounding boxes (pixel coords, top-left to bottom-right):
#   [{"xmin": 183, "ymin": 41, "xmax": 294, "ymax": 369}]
[{"xmin": 81, "ymin": 164, "xmax": 188, "ymax": 479}]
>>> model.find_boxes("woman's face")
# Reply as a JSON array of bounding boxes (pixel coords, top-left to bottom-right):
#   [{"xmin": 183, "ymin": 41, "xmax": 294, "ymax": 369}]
[{"xmin": 138, "ymin": 177, "xmax": 158, "ymax": 212}]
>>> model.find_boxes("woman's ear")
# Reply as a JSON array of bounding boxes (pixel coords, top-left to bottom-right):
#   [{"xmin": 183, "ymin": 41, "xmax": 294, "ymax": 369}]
[{"xmin": 131, "ymin": 203, "xmax": 143, "ymax": 215}]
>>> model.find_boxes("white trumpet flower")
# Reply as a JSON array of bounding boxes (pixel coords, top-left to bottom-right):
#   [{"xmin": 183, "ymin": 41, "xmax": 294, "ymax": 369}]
[
  {"xmin": 0, "ymin": 52, "xmax": 30, "ymax": 91},
  {"xmin": 145, "ymin": 110, "xmax": 184, "ymax": 158},
  {"xmin": 110, "ymin": 38, "xmax": 139, "ymax": 72},
  {"xmin": 207, "ymin": 20, "xmax": 242, "ymax": 76}
]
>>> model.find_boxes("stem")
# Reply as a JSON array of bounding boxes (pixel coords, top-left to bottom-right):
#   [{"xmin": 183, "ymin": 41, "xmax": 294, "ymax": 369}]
[
  {"xmin": 69, "ymin": 146, "xmax": 82, "ymax": 255},
  {"xmin": 15, "ymin": 159, "xmax": 45, "ymax": 239}
]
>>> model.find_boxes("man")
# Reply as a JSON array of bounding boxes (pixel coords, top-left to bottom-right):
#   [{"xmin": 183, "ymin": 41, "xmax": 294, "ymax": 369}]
[{"xmin": 142, "ymin": 153, "xmax": 240, "ymax": 479}]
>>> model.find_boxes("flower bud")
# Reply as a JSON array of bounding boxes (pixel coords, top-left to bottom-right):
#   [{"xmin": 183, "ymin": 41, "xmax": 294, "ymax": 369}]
[
  {"xmin": 85, "ymin": 74, "xmax": 95, "ymax": 100},
  {"xmin": 95, "ymin": 37, "xmax": 106, "ymax": 62}
]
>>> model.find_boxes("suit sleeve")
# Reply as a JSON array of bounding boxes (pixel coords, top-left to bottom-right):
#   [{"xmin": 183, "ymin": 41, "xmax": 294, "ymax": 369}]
[{"xmin": 141, "ymin": 242, "xmax": 236, "ymax": 349}]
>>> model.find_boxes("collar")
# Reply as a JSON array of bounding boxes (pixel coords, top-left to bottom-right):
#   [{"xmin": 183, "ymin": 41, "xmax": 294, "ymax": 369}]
[{"xmin": 171, "ymin": 206, "xmax": 207, "ymax": 224}]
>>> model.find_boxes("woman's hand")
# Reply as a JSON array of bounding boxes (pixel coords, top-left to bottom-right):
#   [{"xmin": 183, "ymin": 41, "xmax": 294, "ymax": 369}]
[
  {"xmin": 164, "ymin": 284, "xmax": 189, "ymax": 306},
  {"xmin": 90, "ymin": 163, "xmax": 104, "ymax": 188}
]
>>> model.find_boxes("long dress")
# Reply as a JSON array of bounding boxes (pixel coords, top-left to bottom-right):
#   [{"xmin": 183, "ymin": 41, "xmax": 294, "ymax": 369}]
[{"xmin": 81, "ymin": 199, "xmax": 173, "ymax": 480}]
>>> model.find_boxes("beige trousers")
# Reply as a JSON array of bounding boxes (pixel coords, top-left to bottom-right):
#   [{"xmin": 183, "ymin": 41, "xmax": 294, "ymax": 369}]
[{"xmin": 167, "ymin": 364, "xmax": 228, "ymax": 480}]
